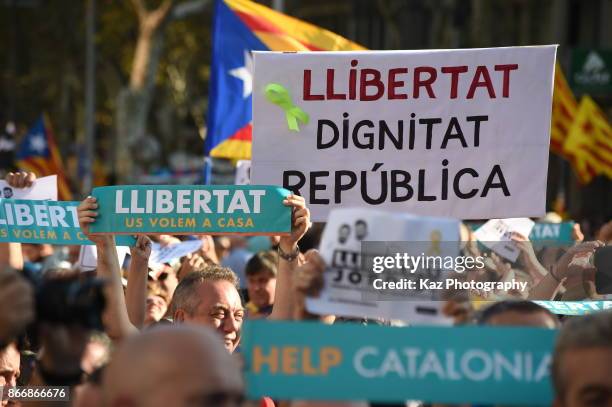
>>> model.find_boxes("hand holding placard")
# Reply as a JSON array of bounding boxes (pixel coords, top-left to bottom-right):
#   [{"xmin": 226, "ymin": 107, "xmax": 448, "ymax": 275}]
[
  {"xmin": 5, "ymin": 172, "xmax": 36, "ymax": 189},
  {"xmin": 130, "ymin": 235, "xmax": 152, "ymax": 265},
  {"xmin": 279, "ymin": 194, "xmax": 312, "ymax": 253},
  {"xmin": 1, "ymin": 173, "xmax": 58, "ymax": 200},
  {"xmin": 77, "ymin": 196, "xmax": 112, "ymax": 246}
]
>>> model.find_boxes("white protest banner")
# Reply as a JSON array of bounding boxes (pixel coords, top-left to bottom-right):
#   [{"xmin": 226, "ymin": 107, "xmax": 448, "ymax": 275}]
[
  {"xmin": 78, "ymin": 245, "xmax": 131, "ymax": 272},
  {"xmin": 0, "ymin": 175, "xmax": 57, "ymax": 200},
  {"xmin": 235, "ymin": 160, "xmax": 251, "ymax": 185},
  {"xmin": 149, "ymin": 240, "xmax": 203, "ymax": 267},
  {"xmin": 306, "ymin": 208, "xmax": 459, "ymax": 324},
  {"xmin": 474, "ymin": 217, "xmax": 535, "ymax": 262},
  {"xmin": 252, "ymin": 46, "xmax": 556, "ymax": 221}
]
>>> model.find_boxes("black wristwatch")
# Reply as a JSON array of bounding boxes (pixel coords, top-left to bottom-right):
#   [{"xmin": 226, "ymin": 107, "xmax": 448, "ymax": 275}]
[{"xmin": 278, "ymin": 244, "xmax": 300, "ymax": 262}]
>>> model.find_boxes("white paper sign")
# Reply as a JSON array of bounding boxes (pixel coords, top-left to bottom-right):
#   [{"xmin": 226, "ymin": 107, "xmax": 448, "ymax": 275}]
[
  {"xmin": 252, "ymin": 47, "xmax": 556, "ymax": 221},
  {"xmin": 0, "ymin": 175, "xmax": 58, "ymax": 200},
  {"xmin": 235, "ymin": 160, "xmax": 251, "ymax": 185},
  {"xmin": 78, "ymin": 245, "xmax": 131, "ymax": 271},
  {"xmin": 306, "ymin": 208, "xmax": 459, "ymax": 324},
  {"xmin": 149, "ymin": 240, "xmax": 203, "ymax": 267},
  {"xmin": 474, "ymin": 217, "xmax": 535, "ymax": 262}
]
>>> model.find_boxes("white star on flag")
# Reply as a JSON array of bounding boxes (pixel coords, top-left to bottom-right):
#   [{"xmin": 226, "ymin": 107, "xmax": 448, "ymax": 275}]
[
  {"xmin": 29, "ymin": 134, "xmax": 47, "ymax": 154},
  {"xmin": 229, "ymin": 50, "xmax": 253, "ymax": 99}
]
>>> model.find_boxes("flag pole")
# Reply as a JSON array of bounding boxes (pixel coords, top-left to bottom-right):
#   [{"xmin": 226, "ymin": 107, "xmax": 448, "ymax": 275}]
[{"xmin": 83, "ymin": 0, "xmax": 96, "ymax": 196}]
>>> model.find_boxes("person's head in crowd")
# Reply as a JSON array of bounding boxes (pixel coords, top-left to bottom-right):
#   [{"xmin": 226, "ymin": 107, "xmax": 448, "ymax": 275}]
[
  {"xmin": 144, "ymin": 281, "xmax": 169, "ymax": 326},
  {"xmin": 102, "ymin": 325, "xmax": 243, "ymax": 407},
  {"xmin": 67, "ymin": 244, "xmax": 83, "ymax": 265},
  {"xmin": 552, "ymin": 311, "xmax": 612, "ymax": 407},
  {"xmin": 539, "ymin": 212, "xmax": 563, "ymax": 224},
  {"xmin": 245, "ymin": 251, "xmax": 278, "ymax": 318},
  {"xmin": 81, "ymin": 333, "xmax": 111, "ymax": 375},
  {"xmin": 153, "ymin": 263, "xmax": 179, "ymax": 300},
  {"xmin": 214, "ymin": 236, "xmax": 231, "ymax": 261},
  {"xmin": 171, "ymin": 266, "xmax": 244, "ymax": 353},
  {"xmin": 0, "ymin": 343, "xmax": 20, "ymax": 406},
  {"xmin": 477, "ymin": 300, "xmax": 559, "ymax": 328},
  {"xmin": 229, "ymin": 236, "xmax": 248, "ymax": 250},
  {"xmin": 73, "ymin": 366, "xmax": 104, "ymax": 407},
  {"xmin": 21, "ymin": 243, "xmax": 54, "ymax": 265},
  {"xmin": 596, "ymin": 220, "xmax": 612, "ymax": 243}
]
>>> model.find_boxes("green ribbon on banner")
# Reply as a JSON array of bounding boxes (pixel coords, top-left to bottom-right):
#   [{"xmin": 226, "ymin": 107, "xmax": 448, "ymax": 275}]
[
  {"xmin": 264, "ymin": 83, "xmax": 309, "ymax": 131},
  {"xmin": 242, "ymin": 321, "xmax": 556, "ymax": 405}
]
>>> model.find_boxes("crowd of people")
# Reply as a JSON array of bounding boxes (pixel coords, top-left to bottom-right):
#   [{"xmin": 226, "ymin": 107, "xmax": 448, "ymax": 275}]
[{"xmin": 0, "ymin": 171, "xmax": 611, "ymax": 407}]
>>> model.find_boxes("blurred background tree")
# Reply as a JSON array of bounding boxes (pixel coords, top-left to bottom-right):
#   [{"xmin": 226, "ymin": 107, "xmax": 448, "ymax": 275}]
[{"xmin": 0, "ymin": 0, "xmax": 610, "ymax": 225}]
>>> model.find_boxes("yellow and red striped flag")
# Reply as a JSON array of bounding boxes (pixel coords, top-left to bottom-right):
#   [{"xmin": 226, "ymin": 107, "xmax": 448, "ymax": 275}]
[
  {"xmin": 550, "ymin": 63, "xmax": 579, "ymax": 157},
  {"xmin": 563, "ymin": 95, "xmax": 612, "ymax": 184},
  {"xmin": 224, "ymin": 0, "xmax": 366, "ymax": 52}
]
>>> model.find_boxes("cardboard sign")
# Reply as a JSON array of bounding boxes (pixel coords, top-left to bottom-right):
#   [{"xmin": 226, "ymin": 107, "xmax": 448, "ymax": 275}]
[
  {"xmin": 0, "ymin": 199, "xmax": 134, "ymax": 246},
  {"xmin": 468, "ymin": 221, "xmax": 575, "ymax": 245},
  {"xmin": 306, "ymin": 208, "xmax": 459, "ymax": 322},
  {"xmin": 149, "ymin": 240, "xmax": 203, "ymax": 266},
  {"xmin": 89, "ymin": 185, "xmax": 291, "ymax": 235},
  {"xmin": 473, "ymin": 218, "xmax": 535, "ymax": 262},
  {"xmin": 242, "ymin": 321, "xmax": 556, "ymax": 405},
  {"xmin": 0, "ymin": 175, "xmax": 58, "ymax": 200},
  {"xmin": 235, "ymin": 160, "xmax": 252, "ymax": 185},
  {"xmin": 78, "ymin": 245, "xmax": 131, "ymax": 271},
  {"xmin": 252, "ymin": 46, "xmax": 556, "ymax": 221}
]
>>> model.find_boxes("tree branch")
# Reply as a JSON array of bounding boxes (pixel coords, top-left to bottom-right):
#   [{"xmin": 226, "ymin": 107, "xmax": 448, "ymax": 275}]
[
  {"xmin": 130, "ymin": 0, "xmax": 147, "ymax": 21},
  {"xmin": 148, "ymin": 0, "xmax": 174, "ymax": 29}
]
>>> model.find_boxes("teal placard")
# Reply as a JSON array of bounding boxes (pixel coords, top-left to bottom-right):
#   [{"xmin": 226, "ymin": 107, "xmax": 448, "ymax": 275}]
[
  {"xmin": 242, "ymin": 321, "xmax": 556, "ymax": 405},
  {"xmin": 0, "ymin": 199, "xmax": 134, "ymax": 246},
  {"xmin": 529, "ymin": 222, "xmax": 574, "ymax": 244},
  {"xmin": 89, "ymin": 185, "xmax": 291, "ymax": 235},
  {"xmin": 534, "ymin": 300, "xmax": 612, "ymax": 315},
  {"xmin": 467, "ymin": 222, "xmax": 575, "ymax": 244}
]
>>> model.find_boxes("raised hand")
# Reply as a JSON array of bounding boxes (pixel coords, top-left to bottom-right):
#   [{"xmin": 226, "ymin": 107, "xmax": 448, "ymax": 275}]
[
  {"xmin": 130, "ymin": 235, "xmax": 152, "ymax": 264},
  {"xmin": 6, "ymin": 171, "xmax": 36, "ymax": 189},
  {"xmin": 279, "ymin": 194, "xmax": 311, "ymax": 253},
  {"xmin": 77, "ymin": 196, "xmax": 111, "ymax": 245}
]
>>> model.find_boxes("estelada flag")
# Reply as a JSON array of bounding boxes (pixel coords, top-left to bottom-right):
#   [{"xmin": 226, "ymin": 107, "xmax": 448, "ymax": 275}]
[
  {"xmin": 16, "ymin": 115, "xmax": 73, "ymax": 200},
  {"xmin": 563, "ymin": 95, "xmax": 612, "ymax": 184},
  {"xmin": 205, "ymin": 0, "xmax": 364, "ymax": 161}
]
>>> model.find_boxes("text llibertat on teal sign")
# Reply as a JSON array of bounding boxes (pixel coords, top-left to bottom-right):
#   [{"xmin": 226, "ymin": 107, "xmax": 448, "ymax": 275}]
[
  {"xmin": 0, "ymin": 199, "xmax": 134, "ymax": 246},
  {"xmin": 89, "ymin": 185, "xmax": 292, "ymax": 235},
  {"xmin": 242, "ymin": 321, "xmax": 557, "ymax": 405}
]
